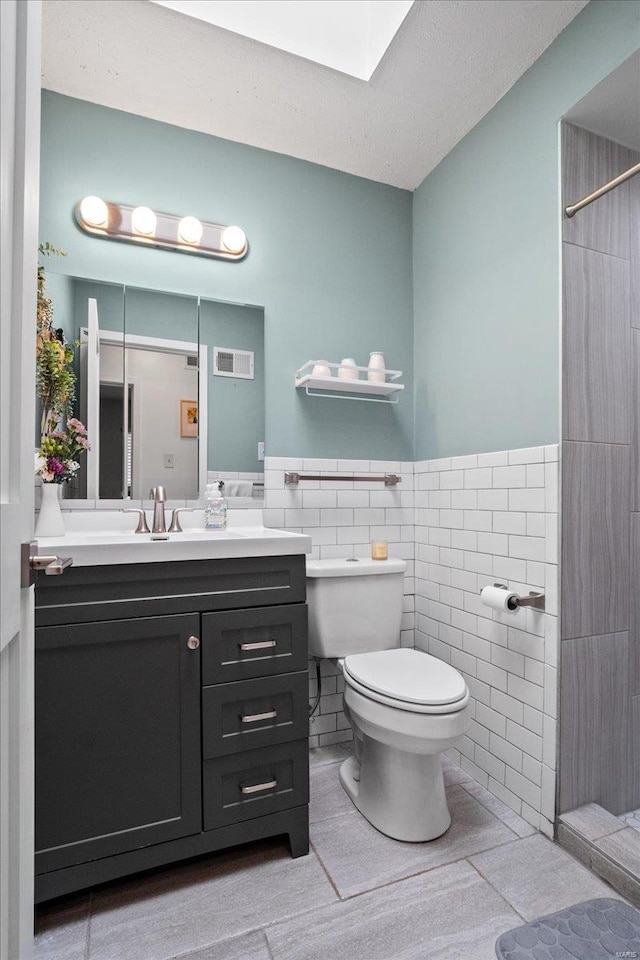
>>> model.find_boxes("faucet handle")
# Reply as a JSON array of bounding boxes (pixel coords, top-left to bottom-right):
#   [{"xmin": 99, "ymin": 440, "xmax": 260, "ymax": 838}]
[
  {"xmin": 122, "ymin": 508, "xmax": 151, "ymax": 534},
  {"xmin": 168, "ymin": 507, "xmax": 194, "ymax": 534}
]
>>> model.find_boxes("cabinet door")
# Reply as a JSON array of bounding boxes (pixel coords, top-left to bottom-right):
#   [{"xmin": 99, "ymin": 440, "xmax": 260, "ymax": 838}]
[{"xmin": 35, "ymin": 614, "xmax": 201, "ymax": 874}]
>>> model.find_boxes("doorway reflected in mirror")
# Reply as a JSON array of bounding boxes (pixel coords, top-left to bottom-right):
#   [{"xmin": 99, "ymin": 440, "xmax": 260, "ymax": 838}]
[{"xmin": 41, "ymin": 272, "xmax": 265, "ymax": 503}]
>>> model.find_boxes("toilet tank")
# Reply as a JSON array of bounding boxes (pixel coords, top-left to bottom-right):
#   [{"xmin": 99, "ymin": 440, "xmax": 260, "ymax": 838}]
[{"xmin": 306, "ymin": 558, "xmax": 407, "ymax": 659}]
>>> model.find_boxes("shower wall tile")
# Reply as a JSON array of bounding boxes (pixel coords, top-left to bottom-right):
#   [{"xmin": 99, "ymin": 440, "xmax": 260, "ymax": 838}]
[
  {"xmin": 631, "ymin": 155, "xmax": 640, "ymax": 330},
  {"xmin": 561, "ymin": 441, "xmax": 630, "ymax": 641},
  {"xmin": 630, "ymin": 696, "xmax": 640, "ymax": 819},
  {"xmin": 633, "ymin": 330, "xmax": 640, "ymax": 513},
  {"xmin": 562, "ymin": 244, "xmax": 630, "ymax": 444},
  {"xmin": 559, "ymin": 632, "xmax": 630, "ymax": 815},
  {"xmin": 560, "ymin": 125, "xmax": 638, "ymax": 818},
  {"xmin": 562, "ymin": 123, "xmax": 633, "ymax": 259},
  {"xmin": 631, "ymin": 515, "xmax": 640, "ymax": 698}
]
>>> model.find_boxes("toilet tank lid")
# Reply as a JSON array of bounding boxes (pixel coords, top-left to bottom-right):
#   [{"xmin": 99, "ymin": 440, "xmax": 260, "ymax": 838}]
[{"xmin": 306, "ymin": 558, "xmax": 407, "ymax": 578}]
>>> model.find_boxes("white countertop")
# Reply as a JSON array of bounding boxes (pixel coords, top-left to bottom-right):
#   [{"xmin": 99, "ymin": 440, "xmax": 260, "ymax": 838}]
[{"xmin": 36, "ymin": 510, "xmax": 311, "ymax": 567}]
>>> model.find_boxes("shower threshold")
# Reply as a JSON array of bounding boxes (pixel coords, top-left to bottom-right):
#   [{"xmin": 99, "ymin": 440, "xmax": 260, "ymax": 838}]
[
  {"xmin": 558, "ymin": 803, "xmax": 640, "ymax": 905},
  {"xmin": 620, "ymin": 809, "xmax": 640, "ymax": 832}
]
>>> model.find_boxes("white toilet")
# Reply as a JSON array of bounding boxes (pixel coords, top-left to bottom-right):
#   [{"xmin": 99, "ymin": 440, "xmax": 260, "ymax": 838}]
[{"xmin": 307, "ymin": 557, "xmax": 470, "ymax": 842}]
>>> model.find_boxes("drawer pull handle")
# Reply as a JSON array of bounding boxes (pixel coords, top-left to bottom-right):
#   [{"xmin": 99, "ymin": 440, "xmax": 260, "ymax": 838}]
[
  {"xmin": 187, "ymin": 636, "xmax": 200, "ymax": 650},
  {"xmin": 241, "ymin": 710, "xmax": 277, "ymax": 724},
  {"xmin": 239, "ymin": 640, "xmax": 277, "ymax": 651},
  {"xmin": 241, "ymin": 779, "xmax": 277, "ymax": 795}
]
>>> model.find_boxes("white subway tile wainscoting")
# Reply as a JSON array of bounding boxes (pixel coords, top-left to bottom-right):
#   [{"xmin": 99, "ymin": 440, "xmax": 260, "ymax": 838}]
[
  {"xmin": 263, "ymin": 457, "xmax": 415, "ymax": 748},
  {"xmin": 264, "ymin": 448, "xmax": 559, "ymax": 836},
  {"xmin": 413, "ymin": 445, "xmax": 559, "ymax": 835}
]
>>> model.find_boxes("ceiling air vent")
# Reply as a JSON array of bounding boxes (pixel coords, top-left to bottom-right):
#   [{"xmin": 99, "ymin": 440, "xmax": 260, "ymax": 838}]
[{"xmin": 213, "ymin": 347, "xmax": 254, "ymax": 380}]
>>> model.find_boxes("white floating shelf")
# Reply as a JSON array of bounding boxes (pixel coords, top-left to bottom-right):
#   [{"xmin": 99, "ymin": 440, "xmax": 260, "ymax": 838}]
[{"xmin": 294, "ymin": 361, "xmax": 404, "ymax": 403}]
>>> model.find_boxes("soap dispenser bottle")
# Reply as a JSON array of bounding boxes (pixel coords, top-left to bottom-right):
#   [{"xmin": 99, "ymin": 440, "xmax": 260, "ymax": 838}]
[{"xmin": 205, "ymin": 481, "xmax": 227, "ymax": 530}]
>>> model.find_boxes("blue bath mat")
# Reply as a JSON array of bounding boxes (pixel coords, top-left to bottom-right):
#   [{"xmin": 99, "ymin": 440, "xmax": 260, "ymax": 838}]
[{"xmin": 495, "ymin": 898, "xmax": 640, "ymax": 959}]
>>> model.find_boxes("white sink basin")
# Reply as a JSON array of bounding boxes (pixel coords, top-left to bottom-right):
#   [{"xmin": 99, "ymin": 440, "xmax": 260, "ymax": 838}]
[
  {"xmin": 58, "ymin": 530, "xmax": 247, "ymax": 544},
  {"xmin": 35, "ymin": 509, "xmax": 311, "ymax": 566}
]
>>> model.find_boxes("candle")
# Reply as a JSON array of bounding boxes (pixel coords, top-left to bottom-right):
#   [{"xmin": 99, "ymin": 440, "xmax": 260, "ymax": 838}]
[{"xmin": 371, "ymin": 539, "xmax": 388, "ymax": 561}]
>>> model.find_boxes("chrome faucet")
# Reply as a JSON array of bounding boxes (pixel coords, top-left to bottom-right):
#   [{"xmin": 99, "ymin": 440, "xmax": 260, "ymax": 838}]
[
  {"xmin": 121, "ymin": 507, "xmax": 151, "ymax": 534},
  {"xmin": 149, "ymin": 485, "xmax": 167, "ymax": 533}
]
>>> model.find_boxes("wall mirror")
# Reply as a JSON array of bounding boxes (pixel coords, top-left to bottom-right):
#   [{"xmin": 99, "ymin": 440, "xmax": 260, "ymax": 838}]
[{"xmin": 42, "ymin": 271, "xmax": 265, "ymax": 504}]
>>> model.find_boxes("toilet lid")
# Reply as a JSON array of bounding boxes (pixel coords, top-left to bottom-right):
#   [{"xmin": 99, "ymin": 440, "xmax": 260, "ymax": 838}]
[{"xmin": 343, "ymin": 649, "xmax": 467, "ymax": 707}]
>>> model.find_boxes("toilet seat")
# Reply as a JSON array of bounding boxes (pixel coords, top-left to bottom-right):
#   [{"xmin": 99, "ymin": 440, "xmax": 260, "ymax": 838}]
[{"xmin": 343, "ymin": 649, "xmax": 469, "ymax": 715}]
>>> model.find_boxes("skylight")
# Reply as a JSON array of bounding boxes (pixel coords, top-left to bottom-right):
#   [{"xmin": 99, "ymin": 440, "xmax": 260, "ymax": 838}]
[{"xmin": 150, "ymin": 0, "xmax": 415, "ymax": 80}]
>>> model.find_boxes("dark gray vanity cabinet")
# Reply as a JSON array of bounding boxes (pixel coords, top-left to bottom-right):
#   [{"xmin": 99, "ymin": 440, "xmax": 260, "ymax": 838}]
[
  {"xmin": 35, "ymin": 614, "xmax": 202, "ymax": 874},
  {"xmin": 34, "ymin": 554, "xmax": 309, "ymax": 903}
]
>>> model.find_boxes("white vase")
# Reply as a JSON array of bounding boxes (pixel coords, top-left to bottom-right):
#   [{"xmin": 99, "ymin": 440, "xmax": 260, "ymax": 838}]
[
  {"xmin": 35, "ymin": 483, "xmax": 65, "ymax": 538},
  {"xmin": 338, "ymin": 358, "xmax": 359, "ymax": 381},
  {"xmin": 367, "ymin": 351, "xmax": 386, "ymax": 383}
]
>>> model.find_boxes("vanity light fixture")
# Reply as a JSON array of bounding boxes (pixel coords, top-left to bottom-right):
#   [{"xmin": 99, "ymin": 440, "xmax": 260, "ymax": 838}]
[
  {"xmin": 221, "ymin": 225, "xmax": 247, "ymax": 255},
  {"xmin": 75, "ymin": 198, "xmax": 248, "ymax": 261},
  {"xmin": 178, "ymin": 215, "xmax": 204, "ymax": 245},
  {"xmin": 131, "ymin": 205, "xmax": 157, "ymax": 236},
  {"xmin": 79, "ymin": 195, "xmax": 109, "ymax": 229}
]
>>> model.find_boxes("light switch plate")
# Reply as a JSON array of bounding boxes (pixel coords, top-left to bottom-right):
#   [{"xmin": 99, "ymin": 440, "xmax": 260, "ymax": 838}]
[
  {"xmin": 258, "ymin": 442, "xmax": 265, "ymax": 461},
  {"xmin": 164, "ymin": 454, "xmax": 175, "ymax": 469}
]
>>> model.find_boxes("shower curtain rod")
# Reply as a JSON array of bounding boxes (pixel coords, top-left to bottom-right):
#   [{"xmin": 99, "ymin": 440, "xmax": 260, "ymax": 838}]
[{"xmin": 565, "ymin": 161, "xmax": 640, "ymax": 218}]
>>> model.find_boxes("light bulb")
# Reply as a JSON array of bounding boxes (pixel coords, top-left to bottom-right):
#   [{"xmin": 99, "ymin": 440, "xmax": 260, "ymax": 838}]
[
  {"xmin": 221, "ymin": 225, "xmax": 247, "ymax": 254},
  {"xmin": 79, "ymin": 196, "xmax": 108, "ymax": 228},
  {"xmin": 131, "ymin": 206, "xmax": 157, "ymax": 236},
  {"xmin": 178, "ymin": 216, "xmax": 203, "ymax": 245}
]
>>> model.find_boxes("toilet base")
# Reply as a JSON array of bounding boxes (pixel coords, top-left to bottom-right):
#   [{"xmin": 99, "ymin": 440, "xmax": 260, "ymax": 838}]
[{"xmin": 338, "ymin": 738, "xmax": 451, "ymax": 842}]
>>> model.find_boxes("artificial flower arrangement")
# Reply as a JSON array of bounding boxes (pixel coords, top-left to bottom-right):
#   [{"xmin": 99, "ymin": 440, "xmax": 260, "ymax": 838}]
[
  {"xmin": 36, "ymin": 243, "xmax": 74, "ymax": 435},
  {"xmin": 35, "ymin": 243, "xmax": 90, "ymax": 483},
  {"xmin": 35, "ymin": 418, "xmax": 89, "ymax": 484}
]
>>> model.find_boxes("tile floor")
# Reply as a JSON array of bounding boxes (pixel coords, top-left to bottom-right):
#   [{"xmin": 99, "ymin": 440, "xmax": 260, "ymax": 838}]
[{"xmin": 35, "ymin": 746, "xmax": 623, "ymax": 960}]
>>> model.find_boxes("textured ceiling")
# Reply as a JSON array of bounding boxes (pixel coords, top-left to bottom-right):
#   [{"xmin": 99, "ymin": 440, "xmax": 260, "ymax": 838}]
[{"xmin": 42, "ymin": 0, "xmax": 589, "ymax": 190}]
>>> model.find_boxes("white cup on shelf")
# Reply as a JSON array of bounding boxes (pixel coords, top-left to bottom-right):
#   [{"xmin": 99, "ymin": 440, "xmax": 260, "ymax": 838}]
[
  {"xmin": 338, "ymin": 358, "xmax": 359, "ymax": 380},
  {"xmin": 312, "ymin": 361, "xmax": 332, "ymax": 378},
  {"xmin": 367, "ymin": 351, "xmax": 386, "ymax": 383}
]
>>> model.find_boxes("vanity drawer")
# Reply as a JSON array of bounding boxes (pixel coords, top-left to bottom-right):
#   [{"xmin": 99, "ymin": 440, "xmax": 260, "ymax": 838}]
[
  {"xmin": 203, "ymin": 741, "xmax": 309, "ymax": 831},
  {"xmin": 201, "ymin": 604, "xmax": 308, "ymax": 684},
  {"xmin": 202, "ymin": 672, "xmax": 308, "ymax": 759},
  {"xmin": 35, "ymin": 555, "xmax": 306, "ymax": 627}
]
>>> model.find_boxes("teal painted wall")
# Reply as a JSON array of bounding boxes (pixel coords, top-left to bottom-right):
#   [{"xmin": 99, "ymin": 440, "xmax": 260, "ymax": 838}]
[
  {"xmin": 412, "ymin": 0, "xmax": 640, "ymax": 459},
  {"xmin": 199, "ymin": 300, "xmax": 265, "ymax": 474},
  {"xmin": 73, "ymin": 278, "xmax": 125, "ymax": 338},
  {"xmin": 124, "ymin": 287, "xmax": 198, "ymax": 345},
  {"xmin": 39, "ymin": 92, "xmax": 414, "ymax": 461}
]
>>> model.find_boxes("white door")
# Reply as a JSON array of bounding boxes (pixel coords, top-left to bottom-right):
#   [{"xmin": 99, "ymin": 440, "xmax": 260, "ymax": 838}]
[{"xmin": 0, "ymin": 1, "xmax": 42, "ymax": 957}]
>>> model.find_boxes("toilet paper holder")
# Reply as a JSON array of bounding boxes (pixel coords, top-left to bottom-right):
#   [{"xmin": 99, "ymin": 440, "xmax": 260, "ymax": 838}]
[{"xmin": 485, "ymin": 583, "xmax": 545, "ymax": 611}]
